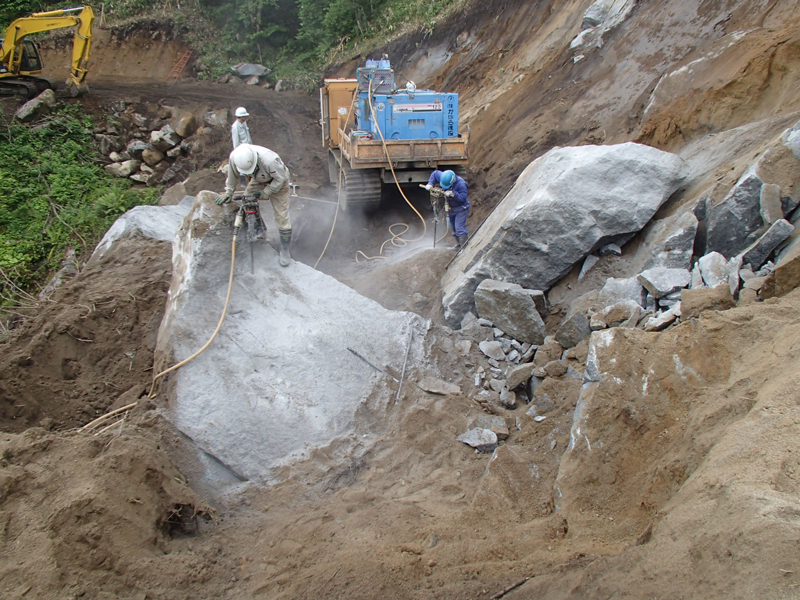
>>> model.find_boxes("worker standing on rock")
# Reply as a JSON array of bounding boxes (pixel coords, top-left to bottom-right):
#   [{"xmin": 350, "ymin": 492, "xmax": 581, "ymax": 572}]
[
  {"xmin": 218, "ymin": 143, "xmax": 293, "ymax": 267},
  {"xmin": 425, "ymin": 169, "xmax": 469, "ymax": 249},
  {"xmin": 231, "ymin": 107, "xmax": 252, "ymax": 148}
]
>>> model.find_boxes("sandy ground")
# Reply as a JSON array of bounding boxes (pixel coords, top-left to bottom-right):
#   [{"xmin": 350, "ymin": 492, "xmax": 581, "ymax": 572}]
[{"xmin": 2, "ymin": 1, "xmax": 800, "ymax": 598}]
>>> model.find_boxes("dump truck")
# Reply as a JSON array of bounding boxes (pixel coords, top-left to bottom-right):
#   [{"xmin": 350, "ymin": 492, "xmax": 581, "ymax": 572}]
[
  {"xmin": 320, "ymin": 57, "xmax": 469, "ymax": 211},
  {"xmin": 0, "ymin": 5, "xmax": 94, "ymax": 97}
]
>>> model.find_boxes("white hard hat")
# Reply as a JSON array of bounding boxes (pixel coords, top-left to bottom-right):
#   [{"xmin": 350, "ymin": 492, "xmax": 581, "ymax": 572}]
[
  {"xmin": 235, "ymin": 106, "xmax": 249, "ymax": 118},
  {"xmin": 231, "ymin": 144, "xmax": 257, "ymax": 175}
]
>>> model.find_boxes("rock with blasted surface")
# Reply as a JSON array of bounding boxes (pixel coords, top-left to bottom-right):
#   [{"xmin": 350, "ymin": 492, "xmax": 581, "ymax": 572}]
[
  {"xmin": 441, "ymin": 143, "xmax": 684, "ymax": 326},
  {"xmin": 470, "ymin": 416, "xmax": 510, "ymax": 441},
  {"xmin": 506, "ymin": 363, "xmax": 538, "ymax": 390},
  {"xmin": 698, "ymin": 252, "xmax": 728, "ymax": 287},
  {"xmin": 638, "ymin": 211, "xmax": 699, "ymax": 271},
  {"xmin": 474, "ymin": 280, "xmax": 547, "ymax": 345}
]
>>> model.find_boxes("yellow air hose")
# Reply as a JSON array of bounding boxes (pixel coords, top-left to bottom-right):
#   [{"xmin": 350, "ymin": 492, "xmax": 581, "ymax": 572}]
[{"xmin": 148, "ymin": 232, "xmax": 238, "ymax": 398}]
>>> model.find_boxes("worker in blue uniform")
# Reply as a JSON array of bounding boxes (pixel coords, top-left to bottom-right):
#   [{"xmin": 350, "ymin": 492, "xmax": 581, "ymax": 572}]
[{"xmin": 425, "ymin": 169, "xmax": 469, "ymax": 248}]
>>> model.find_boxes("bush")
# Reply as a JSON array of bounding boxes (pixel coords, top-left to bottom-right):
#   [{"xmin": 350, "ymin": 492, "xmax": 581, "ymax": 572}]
[{"xmin": 0, "ymin": 105, "xmax": 158, "ymax": 297}]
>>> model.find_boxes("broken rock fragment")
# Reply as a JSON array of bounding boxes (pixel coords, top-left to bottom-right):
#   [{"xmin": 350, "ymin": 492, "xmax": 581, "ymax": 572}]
[
  {"xmin": 681, "ymin": 286, "xmax": 735, "ymax": 320},
  {"xmin": 470, "ymin": 416, "xmax": 510, "ymax": 440},
  {"xmin": 555, "ymin": 311, "xmax": 591, "ymax": 349},
  {"xmin": 474, "ymin": 279, "xmax": 546, "ymax": 345},
  {"xmin": 637, "ymin": 267, "xmax": 691, "ymax": 298},
  {"xmin": 706, "ymin": 172, "xmax": 764, "ymax": 258},
  {"xmin": 739, "ymin": 219, "xmax": 794, "ymax": 271},
  {"xmin": 417, "ymin": 377, "xmax": 460, "ymax": 396},
  {"xmin": 479, "ymin": 340, "xmax": 506, "ymax": 361},
  {"xmin": 457, "ymin": 428, "xmax": 498, "ymax": 452}
]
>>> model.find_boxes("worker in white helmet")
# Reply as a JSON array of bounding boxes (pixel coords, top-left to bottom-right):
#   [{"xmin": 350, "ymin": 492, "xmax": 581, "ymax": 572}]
[
  {"xmin": 218, "ymin": 144, "xmax": 293, "ymax": 267},
  {"xmin": 231, "ymin": 107, "xmax": 252, "ymax": 148}
]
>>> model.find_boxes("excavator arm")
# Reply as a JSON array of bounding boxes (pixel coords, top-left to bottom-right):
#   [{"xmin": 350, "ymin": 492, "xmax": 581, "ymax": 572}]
[{"xmin": 0, "ymin": 6, "xmax": 94, "ymax": 96}]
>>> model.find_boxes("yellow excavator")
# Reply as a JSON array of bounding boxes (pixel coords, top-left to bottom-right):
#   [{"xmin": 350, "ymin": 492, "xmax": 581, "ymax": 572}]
[{"xmin": 0, "ymin": 5, "xmax": 94, "ymax": 97}]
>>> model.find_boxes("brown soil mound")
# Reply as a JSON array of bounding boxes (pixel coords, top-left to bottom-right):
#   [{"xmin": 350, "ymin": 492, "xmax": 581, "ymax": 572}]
[{"xmin": 0, "ymin": 238, "xmax": 171, "ymax": 433}]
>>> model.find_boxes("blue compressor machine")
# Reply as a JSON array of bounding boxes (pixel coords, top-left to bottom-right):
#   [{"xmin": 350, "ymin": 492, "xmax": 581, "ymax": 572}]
[{"xmin": 353, "ymin": 58, "xmax": 460, "ymax": 141}]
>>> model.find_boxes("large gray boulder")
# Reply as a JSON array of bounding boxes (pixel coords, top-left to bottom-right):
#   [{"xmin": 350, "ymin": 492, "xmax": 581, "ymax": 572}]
[
  {"xmin": 473, "ymin": 280, "xmax": 546, "ymax": 345},
  {"xmin": 706, "ymin": 172, "xmax": 765, "ymax": 258},
  {"xmin": 442, "ymin": 143, "xmax": 684, "ymax": 326},
  {"xmin": 156, "ymin": 192, "xmax": 423, "ymax": 484}
]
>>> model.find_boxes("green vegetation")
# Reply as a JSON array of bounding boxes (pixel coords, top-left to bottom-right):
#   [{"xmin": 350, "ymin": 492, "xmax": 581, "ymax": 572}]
[
  {"xmin": 0, "ymin": 105, "xmax": 158, "ymax": 301},
  {"xmin": 2, "ymin": 1, "xmax": 463, "ymax": 86}
]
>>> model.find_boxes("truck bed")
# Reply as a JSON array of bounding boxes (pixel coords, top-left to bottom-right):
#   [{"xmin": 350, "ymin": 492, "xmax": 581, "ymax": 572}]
[{"xmin": 339, "ymin": 128, "xmax": 469, "ymax": 170}]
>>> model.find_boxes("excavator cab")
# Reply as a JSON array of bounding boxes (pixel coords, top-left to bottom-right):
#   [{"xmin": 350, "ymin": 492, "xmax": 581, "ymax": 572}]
[{"xmin": 17, "ymin": 39, "xmax": 43, "ymax": 72}]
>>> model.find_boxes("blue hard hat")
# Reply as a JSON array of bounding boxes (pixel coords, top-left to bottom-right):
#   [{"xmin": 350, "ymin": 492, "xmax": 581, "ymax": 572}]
[{"xmin": 440, "ymin": 170, "xmax": 456, "ymax": 190}]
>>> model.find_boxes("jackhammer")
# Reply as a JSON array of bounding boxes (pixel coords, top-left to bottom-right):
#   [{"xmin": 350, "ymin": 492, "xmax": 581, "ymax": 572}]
[
  {"xmin": 420, "ymin": 184, "xmax": 449, "ymax": 247},
  {"xmin": 232, "ymin": 192, "xmax": 267, "ymax": 273}
]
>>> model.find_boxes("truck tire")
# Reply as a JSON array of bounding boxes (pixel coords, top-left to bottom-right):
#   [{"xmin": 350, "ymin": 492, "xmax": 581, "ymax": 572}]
[{"xmin": 340, "ymin": 166, "xmax": 382, "ymax": 213}]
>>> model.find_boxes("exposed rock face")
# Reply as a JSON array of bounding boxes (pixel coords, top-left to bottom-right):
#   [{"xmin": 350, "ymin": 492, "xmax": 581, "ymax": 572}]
[
  {"xmin": 473, "ymin": 280, "xmax": 546, "ymax": 345},
  {"xmin": 442, "ymin": 143, "xmax": 684, "ymax": 326}
]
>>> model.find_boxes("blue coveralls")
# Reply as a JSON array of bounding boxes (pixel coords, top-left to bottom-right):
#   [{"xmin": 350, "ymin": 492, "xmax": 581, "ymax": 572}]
[{"xmin": 427, "ymin": 170, "xmax": 469, "ymax": 238}]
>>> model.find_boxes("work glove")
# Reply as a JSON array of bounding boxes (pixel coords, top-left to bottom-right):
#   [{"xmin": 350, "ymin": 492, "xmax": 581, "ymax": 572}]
[
  {"xmin": 444, "ymin": 190, "xmax": 454, "ymax": 198},
  {"xmin": 424, "ymin": 184, "xmax": 432, "ymax": 191},
  {"xmin": 216, "ymin": 192, "xmax": 232, "ymax": 205}
]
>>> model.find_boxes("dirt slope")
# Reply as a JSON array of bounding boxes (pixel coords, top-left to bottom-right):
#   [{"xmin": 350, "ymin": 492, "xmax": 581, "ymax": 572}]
[{"xmin": 2, "ymin": 1, "xmax": 800, "ymax": 598}]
